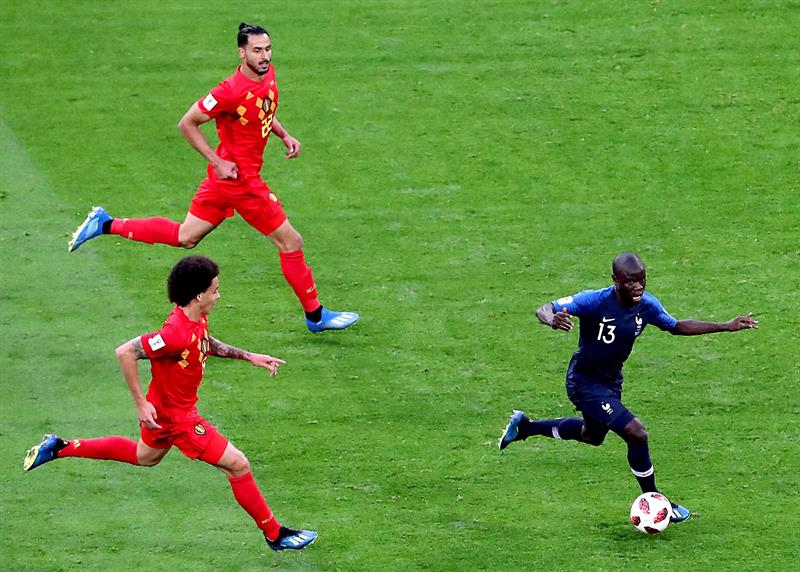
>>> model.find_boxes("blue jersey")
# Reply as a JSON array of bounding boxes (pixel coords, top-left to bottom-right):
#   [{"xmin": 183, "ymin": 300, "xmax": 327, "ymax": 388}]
[{"xmin": 551, "ymin": 286, "xmax": 677, "ymax": 386}]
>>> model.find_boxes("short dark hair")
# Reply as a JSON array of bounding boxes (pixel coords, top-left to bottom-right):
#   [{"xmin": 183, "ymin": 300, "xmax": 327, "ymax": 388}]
[
  {"xmin": 237, "ymin": 22, "xmax": 269, "ymax": 47},
  {"xmin": 167, "ymin": 255, "xmax": 220, "ymax": 306},
  {"xmin": 612, "ymin": 252, "xmax": 645, "ymax": 276}
]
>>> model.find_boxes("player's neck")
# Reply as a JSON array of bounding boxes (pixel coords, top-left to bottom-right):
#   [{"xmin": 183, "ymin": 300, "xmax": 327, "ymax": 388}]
[
  {"xmin": 614, "ymin": 289, "xmax": 636, "ymax": 309},
  {"xmin": 179, "ymin": 303, "xmax": 205, "ymax": 323},
  {"xmin": 238, "ymin": 64, "xmax": 267, "ymax": 83}
]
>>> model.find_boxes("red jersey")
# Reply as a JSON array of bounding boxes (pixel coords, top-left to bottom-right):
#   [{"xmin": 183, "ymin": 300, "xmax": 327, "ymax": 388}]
[
  {"xmin": 141, "ymin": 306, "xmax": 210, "ymax": 422},
  {"xmin": 196, "ymin": 65, "xmax": 280, "ymax": 180}
]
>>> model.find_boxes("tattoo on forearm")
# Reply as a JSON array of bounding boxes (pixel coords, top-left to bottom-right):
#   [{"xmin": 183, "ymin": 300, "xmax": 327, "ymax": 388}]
[
  {"xmin": 132, "ymin": 338, "xmax": 148, "ymax": 359},
  {"xmin": 209, "ymin": 337, "xmax": 250, "ymax": 360}
]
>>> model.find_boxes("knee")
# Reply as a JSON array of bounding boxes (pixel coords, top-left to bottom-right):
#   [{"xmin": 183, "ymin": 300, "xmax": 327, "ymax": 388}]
[
  {"xmin": 137, "ymin": 454, "xmax": 163, "ymax": 468},
  {"xmin": 626, "ymin": 427, "xmax": 649, "ymax": 446},
  {"xmin": 275, "ymin": 231, "xmax": 303, "ymax": 252},
  {"xmin": 583, "ymin": 434, "xmax": 606, "ymax": 447},
  {"xmin": 177, "ymin": 226, "xmax": 202, "ymax": 249},
  {"xmin": 229, "ymin": 451, "xmax": 251, "ymax": 475},
  {"xmin": 580, "ymin": 427, "xmax": 606, "ymax": 447},
  {"xmin": 284, "ymin": 232, "xmax": 303, "ymax": 251}
]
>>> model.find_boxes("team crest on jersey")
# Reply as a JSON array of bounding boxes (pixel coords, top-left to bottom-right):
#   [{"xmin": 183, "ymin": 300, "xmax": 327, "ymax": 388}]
[
  {"xmin": 261, "ymin": 96, "xmax": 273, "ymax": 114},
  {"xmin": 634, "ymin": 314, "xmax": 643, "ymax": 336},
  {"xmin": 194, "ymin": 423, "xmax": 206, "ymax": 436}
]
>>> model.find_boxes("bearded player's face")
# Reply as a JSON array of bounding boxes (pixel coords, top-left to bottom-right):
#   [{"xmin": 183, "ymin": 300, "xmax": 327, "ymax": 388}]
[{"xmin": 240, "ymin": 34, "xmax": 272, "ymax": 77}]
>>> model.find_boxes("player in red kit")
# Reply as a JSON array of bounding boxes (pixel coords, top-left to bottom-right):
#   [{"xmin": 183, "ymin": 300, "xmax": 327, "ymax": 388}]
[
  {"xmin": 23, "ymin": 255, "xmax": 318, "ymax": 552},
  {"xmin": 68, "ymin": 22, "xmax": 358, "ymax": 334}
]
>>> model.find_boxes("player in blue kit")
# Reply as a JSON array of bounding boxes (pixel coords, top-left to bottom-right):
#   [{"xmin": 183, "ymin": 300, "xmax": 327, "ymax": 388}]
[{"xmin": 498, "ymin": 252, "xmax": 757, "ymax": 522}]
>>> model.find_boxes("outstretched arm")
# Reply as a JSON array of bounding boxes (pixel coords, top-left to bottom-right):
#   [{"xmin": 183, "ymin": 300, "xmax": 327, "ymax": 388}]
[
  {"xmin": 271, "ymin": 117, "xmax": 301, "ymax": 158},
  {"xmin": 536, "ymin": 302, "xmax": 574, "ymax": 332},
  {"xmin": 208, "ymin": 336, "xmax": 286, "ymax": 377},
  {"xmin": 672, "ymin": 312, "xmax": 758, "ymax": 336},
  {"xmin": 178, "ymin": 103, "xmax": 238, "ymax": 179},
  {"xmin": 115, "ymin": 337, "xmax": 162, "ymax": 429}
]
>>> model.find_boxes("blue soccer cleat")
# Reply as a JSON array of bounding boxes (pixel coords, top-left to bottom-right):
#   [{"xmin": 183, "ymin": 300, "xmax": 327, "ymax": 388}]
[
  {"xmin": 670, "ymin": 502, "xmax": 692, "ymax": 523},
  {"xmin": 68, "ymin": 206, "xmax": 112, "ymax": 252},
  {"xmin": 23, "ymin": 434, "xmax": 68, "ymax": 471},
  {"xmin": 306, "ymin": 308, "xmax": 359, "ymax": 333},
  {"xmin": 499, "ymin": 410, "xmax": 527, "ymax": 450},
  {"xmin": 266, "ymin": 527, "xmax": 318, "ymax": 551}
]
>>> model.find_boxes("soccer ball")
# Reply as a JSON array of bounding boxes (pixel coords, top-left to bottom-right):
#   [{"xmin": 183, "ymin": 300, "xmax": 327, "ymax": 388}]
[{"xmin": 630, "ymin": 492, "xmax": 671, "ymax": 534}]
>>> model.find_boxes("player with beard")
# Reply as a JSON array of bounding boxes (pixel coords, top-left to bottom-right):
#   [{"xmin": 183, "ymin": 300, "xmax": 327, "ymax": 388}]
[
  {"xmin": 498, "ymin": 252, "xmax": 757, "ymax": 522},
  {"xmin": 68, "ymin": 22, "xmax": 358, "ymax": 334}
]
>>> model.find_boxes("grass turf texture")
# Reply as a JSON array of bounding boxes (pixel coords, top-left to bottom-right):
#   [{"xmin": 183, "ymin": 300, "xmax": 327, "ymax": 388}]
[{"xmin": 1, "ymin": 1, "xmax": 799, "ymax": 570}]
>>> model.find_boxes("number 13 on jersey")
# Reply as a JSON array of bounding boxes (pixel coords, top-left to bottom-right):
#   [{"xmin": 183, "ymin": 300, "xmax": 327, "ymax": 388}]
[{"xmin": 597, "ymin": 322, "xmax": 616, "ymax": 344}]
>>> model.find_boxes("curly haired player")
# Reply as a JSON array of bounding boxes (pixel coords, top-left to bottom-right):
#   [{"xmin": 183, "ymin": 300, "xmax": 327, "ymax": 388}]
[{"xmin": 24, "ymin": 255, "xmax": 317, "ymax": 552}]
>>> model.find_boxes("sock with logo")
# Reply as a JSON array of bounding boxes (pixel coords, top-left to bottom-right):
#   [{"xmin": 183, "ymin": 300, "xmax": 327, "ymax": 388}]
[
  {"xmin": 279, "ymin": 250, "xmax": 320, "ymax": 313},
  {"xmin": 228, "ymin": 471, "xmax": 282, "ymax": 541},
  {"xmin": 57, "ymin": 437, "xmax": 139, "ymax": 465},
  {"xmin": 518, "ymin": 417, "xmax": 584, "ymax": 441},
  {"xmin": 109, "ymin": 217, "xmax": 180, "ymax": 246}
]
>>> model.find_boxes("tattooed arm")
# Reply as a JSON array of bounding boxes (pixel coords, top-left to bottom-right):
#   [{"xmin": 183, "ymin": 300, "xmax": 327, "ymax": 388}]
[
  {"xmin": 209, "ymin": 336, "xmax": 286, "ymax": 376},
  {"xmin": 115, "ymin": 336, "xmax": 161, "ymax": 429},
  {"xmin": 208, "ymin": 337, "xmax": 252, "ymax": 360}
]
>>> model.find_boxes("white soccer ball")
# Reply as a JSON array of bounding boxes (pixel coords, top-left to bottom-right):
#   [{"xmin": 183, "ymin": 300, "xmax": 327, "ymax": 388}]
[{"xmin": 630, "ymin": 492, "xmax": 671, "ymax": 534}]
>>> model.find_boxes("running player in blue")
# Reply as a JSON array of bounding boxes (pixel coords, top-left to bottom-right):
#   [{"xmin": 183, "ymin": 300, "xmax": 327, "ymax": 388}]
[{"xmin": 498, "ymin": 252, "xmax": 757, "ymax": 523}]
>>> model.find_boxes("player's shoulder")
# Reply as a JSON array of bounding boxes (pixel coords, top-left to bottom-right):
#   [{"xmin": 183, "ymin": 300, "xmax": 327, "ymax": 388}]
[
  {"xmin": 161, "ymin": 308, "xmax": 196, "ymax": 339},
  {"xmin": 576, "ymin": 285, "xmax": 615, "ymax": 306},
  {"xmin": 211, "ymin": 68, "xmax": 251, "ymax": 96},
  {"xmin": 554, "ymin": 286, "xmax": 613, "ymax": 315}
]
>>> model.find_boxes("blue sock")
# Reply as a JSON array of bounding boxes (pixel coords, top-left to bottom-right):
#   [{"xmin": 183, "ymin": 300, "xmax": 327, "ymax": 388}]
[
  {"xmin": 627, "ymin": 442, "xmax": 657, "ymax": 493},
  {"xmin": 521, "ymin": 417, "xmax": 584, "ymax": 441}
]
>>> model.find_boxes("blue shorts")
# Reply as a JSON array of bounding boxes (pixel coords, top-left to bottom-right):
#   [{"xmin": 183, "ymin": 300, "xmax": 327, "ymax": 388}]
[{"xmin": 566, "ymin": 380, "xmax": 635, "ymax": 433}]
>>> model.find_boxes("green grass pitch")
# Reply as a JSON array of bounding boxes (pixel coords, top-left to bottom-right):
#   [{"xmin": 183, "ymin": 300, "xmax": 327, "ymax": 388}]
[{"xmin": 1, "ymin": 1, "xmax": 799, "ymax": 570}]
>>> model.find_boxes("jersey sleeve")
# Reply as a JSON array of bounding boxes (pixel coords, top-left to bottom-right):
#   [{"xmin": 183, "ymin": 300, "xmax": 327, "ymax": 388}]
[
  {"xmin": 141, "ymin": 325, "xmax": 186, "ymax": 359},
  {"xmin": 551, "ymin": 289, "xmax": 606, "ymax": 317},
  {"xmin": 643, "ymin": 293, "xmax": 678, "ymax": 331},
  {"xmin": 197, "ymin": 79, "xmax": 238, "ymax": 118}
]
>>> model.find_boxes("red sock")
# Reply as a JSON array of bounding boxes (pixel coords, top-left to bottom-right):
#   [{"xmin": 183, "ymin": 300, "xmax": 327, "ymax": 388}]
[
  {"xmin": 58, "ymin": 437, "xmax": 139, "ymax": 465},
  {"xmin": 110, "ymin": 217, "xmax": 180, "ymax": 246},
  {"xmin": 228, "ymin": 472, "xmax": 282, "ymax": 540},
  {"xmin": 279, "ymin": 249, "xmax": 320, "ymax": 312}
]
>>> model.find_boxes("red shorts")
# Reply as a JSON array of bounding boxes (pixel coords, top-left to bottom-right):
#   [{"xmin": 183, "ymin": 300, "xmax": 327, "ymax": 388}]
[
  {"xmin": 189, "ymin": 176, "xmax": 287, "ymax": 236},
  {"xmin": 140, "ymin": 412, "xmax": 229, "ymax": 464}
]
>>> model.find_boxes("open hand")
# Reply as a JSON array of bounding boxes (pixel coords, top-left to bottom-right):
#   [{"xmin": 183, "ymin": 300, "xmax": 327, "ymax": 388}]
[
  {"xmin": 729, "ymin": 312, "xmax": 758, "ymax": 331},
  {"xmin": 551, "ymin": 309, "xmax": 574, "ymax": 331}
]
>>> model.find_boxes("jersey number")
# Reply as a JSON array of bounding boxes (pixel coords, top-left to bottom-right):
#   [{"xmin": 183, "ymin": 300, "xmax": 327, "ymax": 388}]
[{"xmin": 597, "ymin": 323, "xmax": 616, "ymax": 344}]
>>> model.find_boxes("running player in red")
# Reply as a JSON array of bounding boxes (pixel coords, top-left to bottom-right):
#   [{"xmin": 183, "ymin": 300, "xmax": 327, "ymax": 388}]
[
  {"xmin": 23, "ymin": 255, "xmax": 317, "ymax": 552},
  {"xmin": 68, "ymin": 22, "xmax": 358, "ymax": 334}
]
